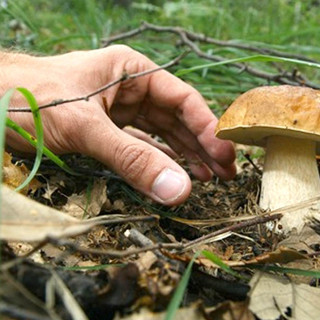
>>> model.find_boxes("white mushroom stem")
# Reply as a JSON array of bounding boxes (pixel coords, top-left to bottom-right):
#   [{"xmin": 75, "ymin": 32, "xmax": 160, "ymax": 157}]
[{"xmin": 259, "ymin": 135, "xmax": 320, "ymax": 233}]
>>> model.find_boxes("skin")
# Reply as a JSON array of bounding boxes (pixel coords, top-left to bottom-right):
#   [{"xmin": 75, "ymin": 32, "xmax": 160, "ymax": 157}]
[{"xmin": 2, "ymin": 45, "xmax": 236, "ymax": 205}]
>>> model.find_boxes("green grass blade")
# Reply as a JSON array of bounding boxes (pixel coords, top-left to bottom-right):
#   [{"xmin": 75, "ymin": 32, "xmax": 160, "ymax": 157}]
[
  {"xmin": 0, "ymin": 89, "xmax": 14, "ymax": 185},
  {"xmin": 5, "ymin": 118, "xmax": 80, "ymax": 176},
  {"xmin": 175, "ymin": 54, "xmax": 320, "ymax": 77},
  {"xmin": 164, "ymin": 251, "xmax": 200, "ymax": 320},
  {"xmin": 248, "ymin": 264, "xmax": 320, "ymax": 278},
  {"xmin": 3, "ymin": 1, "xmax": 37, "ymax": 32},
  {"xmin": 0, "ymin": 89, "xmax": 15, "ymax": 266},
  {"xmin": 201, "ymin": 250, "xmax": 243, "ymax": 279},
  {"xmin": 14, "ymin": 88, "xmax": 43, "ymax": 191},
  {"xmin": 60, "ymin": 264, "xmax": 124, "ymax": 271}
]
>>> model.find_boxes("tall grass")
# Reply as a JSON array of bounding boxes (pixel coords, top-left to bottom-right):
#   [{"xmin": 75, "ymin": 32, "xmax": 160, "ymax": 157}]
[
  {"xmin": 1, "ymin": 1, "xmax": 319, "ymax": 89},
  {"xmin": 0, "ymin": 89, "xmax": 14, "ymax": 267},
  {"xmin": 1, "ymin": 1, "xmax": 320, "ymax": 53}
]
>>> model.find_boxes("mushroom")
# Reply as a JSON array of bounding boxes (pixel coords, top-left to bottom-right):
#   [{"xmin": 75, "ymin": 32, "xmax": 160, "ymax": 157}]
[{"xmin": 215, "ymin": 85, "xmax": 320, "ymax": 234}]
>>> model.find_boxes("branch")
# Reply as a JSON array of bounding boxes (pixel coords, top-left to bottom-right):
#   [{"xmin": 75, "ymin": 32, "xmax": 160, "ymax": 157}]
[
  {"xmin": 102, "ymin": 21, "xmax": 320, "ymax": 89},
  {"xmin": 2, "ymin": 211, "xmax": 282, "ymax": 269},
  {"xmin": 7, "ymin": 51, "xmax": 188, "ymax": 113}
]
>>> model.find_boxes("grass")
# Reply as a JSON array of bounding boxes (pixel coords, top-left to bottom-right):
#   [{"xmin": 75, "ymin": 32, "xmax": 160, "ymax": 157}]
[
  {"xmin": 0, "ymin": 1, "xmax": 319, "ymax": 109},
  {"xmin": 12, "ymin": 88, "xmax": 44, "ymax": 191}
]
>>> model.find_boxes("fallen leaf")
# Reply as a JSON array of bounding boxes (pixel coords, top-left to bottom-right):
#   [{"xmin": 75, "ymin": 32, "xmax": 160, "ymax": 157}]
[
  {"xmin": 284, "ymin": 258, "xmax": 318, "ymax": 284},
  {"xmin": 244, "ymin": 246, "xmax": 307, "ymax": 265},
  {"xmin": 205, "ymin": 300, "xmax": 254, "ymax": 320},
  {"xmin": 114, "ymin": 305, "xmax": 205, "ymax": 320},
  {"xmin": 42, "ymin": 184, "xmax": 58, "ymax": 204},
  {"xmin": 135, "ymin": 251, "xmax": 158, "ymax": 272},
  {"xmin": 0, "ymin": 185, "xmax": 103, "ymax": 242},
  {"xmin": 2, "ymin": 152, "xmax": 41, "ymax": 194},
  {"xmin": 62, "ymin": 179, "xmax": 110, "ymax": 218},
  {"xmin": 249, "ymin": 271, "xmax": 320, "ymax": 320},
  {"xmin": 278, "ymin": 225, "xmax": 320, "ymax": 254}
]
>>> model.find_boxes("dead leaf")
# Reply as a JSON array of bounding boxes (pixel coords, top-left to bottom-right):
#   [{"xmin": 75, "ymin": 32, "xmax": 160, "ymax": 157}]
[
  {"xmin": 249, "ymin": 271, "xmax": 320, "ymax": 320},
  {"xmin": 2, "ymin": 152, "xmax": 41, "ymax": 194},
  {"xmin": 114, "ymin": 305, "xmax": 205, "ymax": 320},
  {"xmin": 135, "ymin": 251, "xmax": 158, "ymax": 272},
  {"xmin": 205, "ymin": 300, "xmax": 254, "ymax": 320},
  {"xmin": 278, "ymin": 225, "xmax": 320, "ymax": 254},
  {"xmin": 42, "ymin": 184, "xmax": 58, "ymax": 204},
  {"xmin": 284, "ymin": 258, "xmax": 318, "ymax": 284},
  {"xmin": 244, "ymin": 246, "xmax": 307, "ymax": 265},
  {"xmin": 62, "ymin": 179, "xmax": 110, "ymax": 218},
  {"xmin": 0, "ymin": 185, "xmax": 102, "ymax": 242}
]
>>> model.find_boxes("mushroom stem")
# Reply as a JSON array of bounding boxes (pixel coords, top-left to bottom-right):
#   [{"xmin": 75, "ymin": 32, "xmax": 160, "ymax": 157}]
[{"xmin": 259, "ymin": 135, "xmax": 320, "ymax": 233}]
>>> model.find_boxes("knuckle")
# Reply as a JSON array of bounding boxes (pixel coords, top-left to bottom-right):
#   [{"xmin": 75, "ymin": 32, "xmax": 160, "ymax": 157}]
[
  {"xmin": 108, "ymin": 44, "xmax": 137, "ymax": 59},
  {"xmin": 115, "ymin": 143, "xmax": 152, "ymax": 182}
]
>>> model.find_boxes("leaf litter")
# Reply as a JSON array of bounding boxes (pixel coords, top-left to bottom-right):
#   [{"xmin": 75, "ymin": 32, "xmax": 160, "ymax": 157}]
[{"xmin": 1, "ymin": 148, "xmax": 320, "ymax": 320}]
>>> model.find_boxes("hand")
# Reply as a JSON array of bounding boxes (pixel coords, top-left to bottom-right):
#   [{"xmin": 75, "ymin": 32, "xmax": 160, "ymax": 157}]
[{"xmin": 5, "ymin": 45, "xmax": 236, "ymax": 205}]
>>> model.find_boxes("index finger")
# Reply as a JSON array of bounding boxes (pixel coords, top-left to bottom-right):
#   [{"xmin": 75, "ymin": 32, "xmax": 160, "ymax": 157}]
[{"xmin": 147, "ymin": 68, "xmax": 236, "ymax": 171}]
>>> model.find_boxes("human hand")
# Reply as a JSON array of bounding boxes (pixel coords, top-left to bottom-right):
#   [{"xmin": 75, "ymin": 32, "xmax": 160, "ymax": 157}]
[{"xmin": 5, "ymin": 45, "xmax": 236, "ymax": 205}]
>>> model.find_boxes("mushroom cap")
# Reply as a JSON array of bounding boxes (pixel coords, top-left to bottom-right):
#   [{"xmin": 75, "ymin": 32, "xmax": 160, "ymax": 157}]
[{"xmin": 215, "ymin": 85, "xmax": 320, "ymax": 151}]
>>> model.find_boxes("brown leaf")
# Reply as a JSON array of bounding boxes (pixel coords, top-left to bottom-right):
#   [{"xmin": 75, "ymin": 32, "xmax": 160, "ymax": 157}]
[
  {"xmin": 114, "ymin": 305, "xmax": 205, "ymax": 320},
  {"xmin": 62, "ymin": 179, "xmax": 110, "ymax": 218},
  {"xmin": 244, "ymin": 246, "xmax": 307, "ymax": 265},
  {"xmin": 249, "ymin": 271, "xmax": 320, "ymax": 320},
  {"xmin": 278, "ymin": 225, "xmax": 320, "ymax": 254},
  {"xmin": 0, "ymin": 185, "xmax": 101, "ymax": 242},
  {"xmin": 205, "ymin": 300, "xmax": 254, "ymax": 320},
  {"xmin": 2, "ymin": 152, "xmax": 41, "ymax": 194}
]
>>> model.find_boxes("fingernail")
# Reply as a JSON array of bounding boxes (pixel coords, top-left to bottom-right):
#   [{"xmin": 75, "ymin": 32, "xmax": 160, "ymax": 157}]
[{"xmin": 152, "ymin": 168, "xmax": 187, "ymax": 203}]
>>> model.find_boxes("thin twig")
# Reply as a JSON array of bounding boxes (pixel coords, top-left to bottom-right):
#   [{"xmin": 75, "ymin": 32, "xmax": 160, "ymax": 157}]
[
  {"xmin": 102, "ymin": 21, "xmax": 320, "ymax": 89},
  {"xmin": 11, "ymin": 212, "xmax": 282, "ymax": 261},
  {"xmin": 182, "ymin": 213, "xmax": 282, "ymax": 250},
  {"xmin": 7, "ymin": 51, "xmax": 188, "ymax": 113},
  {"xmin": 103, "ymin": 22, "xmax": 317, "ymax": 63},
  {"xmin": 243, "ymin": 152, "xmax": 262, "ymax": 175}
]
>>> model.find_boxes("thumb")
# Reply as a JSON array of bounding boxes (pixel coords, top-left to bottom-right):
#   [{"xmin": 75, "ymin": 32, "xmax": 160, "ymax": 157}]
[{"xmin": 82, "ymin": 118, "xmax": 192, "ymax": 205}]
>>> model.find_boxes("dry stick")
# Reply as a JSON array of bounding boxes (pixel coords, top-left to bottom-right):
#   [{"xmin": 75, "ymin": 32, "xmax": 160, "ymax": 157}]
[
  {"xmin": 104, "ymin": 21, "xmax": 317, "ymax": 63},
  {"xmin": 1, "ymin": 212, "xmax": 282, "ymax": 270},
  {"xmin": 6, "ymin": 212, "xmax": 281, "ymax": 262},
  {"xmin": 243, "ymin": 152, "xmax": 262, "ymax": 175},
  {"xmin": 2, "ymin": 270, "xmax": 62, "ymax": 320},
  {"xmin": 0, "ymin": 214, "xmax": 158, "ymax": 271},
  {"xmin": 182, "ymin": 213, "xmax": 283, "ymax": 250},
  {"xmin": 0, "ymin": 302, "xmax": 52, "ymax": 320},
  {"xmin": 7, "ymin": 51, "xmax": 188, "ymax": 113},
  {"xmin": 103, "ymin": 21, "xmax": 319, "ymax": 89}
]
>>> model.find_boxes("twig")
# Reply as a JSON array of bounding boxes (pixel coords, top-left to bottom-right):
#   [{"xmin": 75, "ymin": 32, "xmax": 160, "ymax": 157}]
[
  {"xmin": 102, "ymin": 21, "xmax": 320, "ymax": 89},
  {"xmin": 0, "ymin": 214, "xmax": 158, "ymax": 271},
  {"xmin": 182, "ymin": 213, "xmax": 282, "ymax": 250},
  {"xmin": 25, "ymin": 212, "xmax": 282, "ymax": 259},
  {"xmin": 2, "ymin": 270, "xmax": 62, "ymax": 320},
  {"xmin": 103, "ymin": 22, "xmax": 317, "ymax": 63},
  {"xmin": 243, "ymin": 152, "xmax": 262, "ymax": 175},
  {"xmin": 7, "ymin": 51, "xmax": 188, "ymax": 113},
  {"xmin": 1, "ymin": 212, "xmax": 281, "ymax": 267},
  {"xmin": 0, "ymin": 302, "xmax": 51, "ymax": 320}
]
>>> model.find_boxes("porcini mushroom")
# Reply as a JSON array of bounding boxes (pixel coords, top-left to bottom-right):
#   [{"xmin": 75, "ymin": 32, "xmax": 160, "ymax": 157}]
[{"xmin": 215, "ymin": 85, "xmax": 320, "ymax": 234}]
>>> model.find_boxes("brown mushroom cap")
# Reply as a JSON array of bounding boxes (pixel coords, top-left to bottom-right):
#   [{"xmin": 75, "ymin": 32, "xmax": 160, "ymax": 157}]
[{"xmin": 215, "ymin": 85, "xmax": 320, "ymax": 151}]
